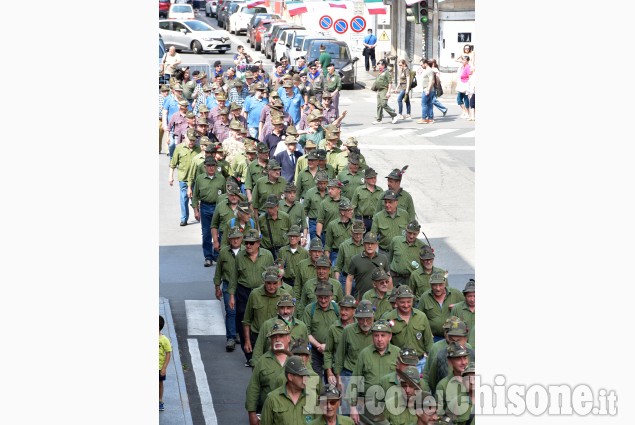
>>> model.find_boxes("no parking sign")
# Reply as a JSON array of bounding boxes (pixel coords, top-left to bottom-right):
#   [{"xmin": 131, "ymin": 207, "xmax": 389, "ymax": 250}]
[
  {"xmin": 350, "ymin": 16, "xmax": 366, "ymax": 33},
  {"xmin": 319, "ymin": 15, "xmax": 333, "ymax": 30},
  {"xmin": 333, "ymin": 18, "xmax": 348, "ymax": 34}
]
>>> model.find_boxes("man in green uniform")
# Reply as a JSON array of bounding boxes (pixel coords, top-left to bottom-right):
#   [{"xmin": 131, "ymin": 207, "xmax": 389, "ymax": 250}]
[
  {"xmin": 450, "ymin": 279, "xmax": 475, "ymax": 339},
  {"xmin": 277, "ymin": 224, "xmax": 309, "ymax": 287},
  {"xmin": 316, "ymin": 179, "xmax": 350, "ymax": 243},
  {"xmin": 334, "ymin": 219, "xmax": 366, "ymax": 290},
  {"xmin": 349, "ymin": 319, "xmax": 400, "ymax": 424},
  {"xmin": 246, "ymin": 319, "xmax": 292, "ymax": 422},
  {"xmin": 421, "ymin": 317, "xmax": 469, "ymax": 392},
  {"xmin": 252, "ymin": 159, "xmax": 288, "ymax": 216},
  {"xmin": 213, "ymin": 226, "xmax": 243, "ymax": 351},
  {"xmin": 310, "ymin": 384, "xmax": 355, "ymax": 425},
  {"xmin": 169, "ymin": 128, "xmax": 201, "ymax": 226},
  {"xmin": 336, "ymin": 153, "xmax": 365, "ymax": 200},
  {"xmin": 379, "ymin": 167, "xmax": 416, "ymax": 221},
  {"xmin": 295, "ymin": 150, "xmax": 319, "ymax": 200},
  {"xmin": 303, "ymin": 282, "xmax": 341, "ymax": 381},
  {"xmin": 258, "ymin": 194, "xmax": 291, "ymax": 259},
  {"xmin": 324, "ymin": 199, "xmax": 354, "ymax": 267},
  {"xmin": 447, "ymin": 362, "xmax": 475, "ymax": 425},
  {"xmin": 382, "ymin": 285, "xmax": 434, "ymax": 374},
  {"xmin": 346, "ymin": 231, "xmax": 392, "ymax": 300},
  {"xmin": 220, "ymin": 200, "xmax": 258, "ymax": 246},
  {"xmin": 231, "ymin": 140, "xmax": 257, "ymax": 190},
  {"xmin": 416, "ymin": 273, "xmax": 465, "ymax": 341},
  {"xmin": 260, "ymin": 355, "xmax": 317, "ymax": 425},
  {"xmin": 252, "ymin": 293, "xmax": 309, "ymax": 365},
  {"xmin": 352, "ymin": 167, "xmax": 383, "ymax": 231},
  {"xmin": 362, "ymin": 268, "xmax": 393, "ymax": 320},
  {"xmin": 212, "ymin": 144, "xmax": 231, "ymax": 179},
  {"xmin": 243, "ymin": 266, "xmax": 290, "ymax": 363},
  {"xmin": 408, "ymin": 245, "xmax": 448, "ymax": 299},
  {"xmin": 389, "ymin": 220, "xmax": 427, "ymax": 287},
  {"xmin": 300, "ymin": 256, "xmax": 343, "ymax": 310},
  {"xmin": 371, "ymin": 190, "xmax": 410, "ymax": 257},
  {"xmin": 384, "ymin": 366, "xmax": 423, "ymax": 425},
  {"xmin": 413, "ymin": 393, "xmax": 441, "ymax": 425},
  {"xmin": 191, "ymin": 156, "xmax": 227, "ymax": 267},
  {"xmin": 316, "ymin": 148, "xmax": 337, "ymax": 179},
  {"xmin": 435, "ymin": 342, "xmax": 470, "ymax": 412},
  {"xmin": 184, "ymin": 136, "xmax": 212, "ymax": 195},
  {"xmin": 425, "ymin": 320, "xmax": 474, "ymax": 393},
  {"xmin": 371, "ymin": 59, "xmax": 399, "ymax": 125},
  {"xmin": 294, "ymin": 238, "xmax": 325, "ymax": 318},
  {"xmin": 298, "ymin": 110, "xmax": 326, "ymax": 149},
  {"xmin": 279, "ymin": 182, "xmax": 308, "ymax": 244},
  {"xmin": 378, "ymin": 346, "xmax": 419, "ymax": 394},
  {"xmin": 323, "ymin": 62, "xmax": 342, "ymax": 115},
  {"xmin": 245, "ymin": 142, "xmax": 270, "ymax": 202},
  {"xmin": 304, "ymin": 170, "xmax": 329, "ymax": 243},
  {"xmin": 324, "ymin": 295, "xmax": 356, "ymax": 388},
  {"xmin": 333, "ymin": 136, "xmax": 367, "ymax": 175},
  {"xmin": 228, "ymin": 228, "xmax": 275, "ymax": 366},
  {"xmin": 211, "ymin": 181, "xmax": 242, "ymax": 250},
  {"xmin": 294, "ymin": 140, "xmax": 318, "ymax": 188}
]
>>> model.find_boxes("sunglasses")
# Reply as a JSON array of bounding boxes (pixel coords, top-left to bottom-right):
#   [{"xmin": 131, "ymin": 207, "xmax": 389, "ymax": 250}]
[{"xmin": 245, "ymin": 241, "xmax": 257, "ymax": 246}]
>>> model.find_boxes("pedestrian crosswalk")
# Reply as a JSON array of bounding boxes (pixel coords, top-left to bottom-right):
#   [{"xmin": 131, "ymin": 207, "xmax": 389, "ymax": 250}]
[{"xmin": 341, "ymin": 124, "xmax": 475, "ymax": 142}]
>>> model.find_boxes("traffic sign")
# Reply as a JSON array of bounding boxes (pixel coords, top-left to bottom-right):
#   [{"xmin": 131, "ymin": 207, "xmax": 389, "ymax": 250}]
[
  {"xmin": 333, "ymin": 18, "xmax": 348, "ymax": 34},
  {"xmin": 350, "ymin": 16, "xmax": 366, "ymax": 33},
  {"xmin": 378, "ymin": 30, "xmax": 390, "ymax": 41},
  {"xmin": 319, "ymin": 15, "xmax": 333, "ymax": 30}
]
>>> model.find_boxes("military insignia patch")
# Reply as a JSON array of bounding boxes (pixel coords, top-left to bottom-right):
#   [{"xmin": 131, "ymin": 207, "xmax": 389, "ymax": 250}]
[
  {"xmin": 360, "ymin": 178, "xmax": 365, "ymax": 183},
  {"xmin": 218, "ymin": 190, "xmax": 222, "ymax": 195},
  {"xmin": 416, "ymin": 332, "xmax": 422, "ymax": 340},
  {"xmin": 411, "ymin": 261, "xmax": 420, "ymax": 270}
]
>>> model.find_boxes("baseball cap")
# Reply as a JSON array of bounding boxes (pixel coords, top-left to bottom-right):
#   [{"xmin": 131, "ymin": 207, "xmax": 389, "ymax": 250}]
[{"xmin": 284, "ymin": 355, "xmax": 311, "ymax": 376}]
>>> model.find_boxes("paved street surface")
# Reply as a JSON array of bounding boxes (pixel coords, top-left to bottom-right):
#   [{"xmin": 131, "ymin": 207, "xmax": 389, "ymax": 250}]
[{"xmin": 159, "ymin": 14, "xmax": 474, "ymax": 425}]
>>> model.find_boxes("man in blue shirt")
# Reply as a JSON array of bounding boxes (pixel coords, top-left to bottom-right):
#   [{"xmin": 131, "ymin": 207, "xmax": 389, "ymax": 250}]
[
  {"xmin": 279, "ymin": 80, "xmax": 304, "ymax": 126},
  {"xmin": 363, "ymin": 29, "xmax": 378, "ymax": 72},
  {"xmin": 242, "ymin": 82, "xmax": 269, "ymax": 139}
]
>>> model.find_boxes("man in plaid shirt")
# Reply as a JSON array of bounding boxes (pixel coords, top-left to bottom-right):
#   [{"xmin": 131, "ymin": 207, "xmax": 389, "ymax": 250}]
[{"xmin": 159, "ymin": 84, "xmax": 170, "ymax": 154}]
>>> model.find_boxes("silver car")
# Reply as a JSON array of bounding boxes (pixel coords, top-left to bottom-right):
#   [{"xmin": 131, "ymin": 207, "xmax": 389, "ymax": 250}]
[{"xmin": 159, "ymin": 19, "xmax": 231, "ymax": 54}]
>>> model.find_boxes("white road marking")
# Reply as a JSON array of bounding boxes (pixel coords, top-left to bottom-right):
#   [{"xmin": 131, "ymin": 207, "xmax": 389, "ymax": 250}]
[
  {"xmin": 188, "ymin": 338, "xmax": 218, "ymax": 425},
  {"xmin": 389, "ymin": 129, "xmax": 417, "ymax": 137},
  {"xmin": 362, "ymin": 145, "xmax": 475, "ymax": 151},
  {"xmin": 421, "ymin": 129, "xmax": 460, "ymax": 137},
  {"xmin": 346, "ymin": 127, "xmax": 383, "ymax": 137},
  {"xmin": 457, "ymin": 130, "xmax": 475, "ymax": 138},
  {"xmin": 185, "ymin": 300, "xmax": 226, "ymax": 336}
]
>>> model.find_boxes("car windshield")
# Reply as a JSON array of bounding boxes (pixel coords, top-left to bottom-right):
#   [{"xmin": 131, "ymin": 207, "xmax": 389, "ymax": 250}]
[
  {"xmin": 173, "ymin": 5, "xmax": 192, "ymax": 12},
  {"xmin": 263, "ymin": 23, "xmax": 273, "ymax": 30},
  {"xmin": 293, "ymin": 35, "xmax": 305, "ymax": 48},
  {"xmin": 184, "ymin": 20, "xmax": 213, "ymax": 31},
  {"xmin": 246, "ymin": 7, "xmax": 267, "ymax": 14},
  {"xmin": 309, "ymin": 43, "xmax": 350, "ymax": 62}
]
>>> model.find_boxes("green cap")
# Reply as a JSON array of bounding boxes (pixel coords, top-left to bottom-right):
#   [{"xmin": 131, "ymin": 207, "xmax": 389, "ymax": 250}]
[
  {"xmin": 321, "ymin": 90, "xmax": 332, "ymax": 99},
  {"xmin": 315, "ymin": 281, "xmax": 333, "ymax": 296},
  {"xmin": 282, "ymin": 80, "xmax": 293, "ymax": 88},
  {"xmin": 266, "ymin": 159, "xmax": 282, "ymax": 170},
  {"xmin": 351, "ymin": 219, "xmax": 366, "ymax": 234},
  {"xmin": 348, "ymin": 153, "xmax": 361, "ymax": 165},
  {"xmin": 315, "ymin": 170, "xmax": 329, "ymax": 182},
  {"xmin": 227, "ymin": 226, "xmax": 244, "ymax": 239},
  {"xmin": 198, "ymin": 104, "xmax": 210, "ymax": 112},
  {"xmin": 185, "ymin": 111, "xmax": 196, "ymax": 119},
  {"xmin": 271, "ymin": 115, "xmax": 284, "ymax": 125},
  {"xmin": 197, "ymin": 116, "xmax": 209, "ymax": 126},
  {"xmin": 267, "ymin": 319, "xmax": 291, "ymax": 337},
  {"xmin": 447, "ymin": 341, "xmax": 469, "ymax": 358},
  {"xmin": 237, "ymin": 201, "xmax": 253, "ymax": 215},
  {"xmin": 277, "ymin": 293, "xmax": 296, "ymax": 307},
  {"xmin": 243, "ymin": 228, "xmax": 260, "ymax": 242},
  {"xmin": 290, "ymin": 338, "xmax": 311, "ymax": 356},
  {"xmin": 186, "ymin": 128, "xmax": 198, "ymax": 141},
  {"xmin": 284, "ymin": 182, "xmax": 297, "ymax": 192},
  {"xmin": 315, "ymin": 255, "xmax": 331, "ymax": 268},
  {"xmin": 327, "ymin": 179, "xmax": 343, "ymax": 188},
  {"xmin": 285, "ymin": 355, "xmax": 311, "ymax": 376},
  {"xmin": 178, "ymin": 99, "xmax": 189, "ymax": 106},
  {"xmin": 443, "ymin": 316, "xmax": 461, "ymax": 331},
  {"xmin": 398, "ymin": 347, "xmax": 419, "ymax": 366},
  {"xmin": 264, "ymin": 194, "xmax": 280, "ymax": 208},
  {"xmin": 386, "ymin": 166, "xmax": 408, "ymax": 181},
  {"xmin": 324, "ymin": 124, "xmax": 340, "ymax": 134},
  {"xmin": 463, "ymin": 278, "xmax": 475, "ymax": 293},
  {"xmin": 363, "ymin": 231, "xmax": 378, "ymax": 243},
  {"xmin": 397, "ymin": 366, "xmax": 422, "ymax": 390},
  {"xmin": 371, "ymin": 267, "xmax": 389, "ymax": 281},
  {"xmin": 388, "ymin": 291, "xmax": 397, "ymax": 304},
  {"xmin": 371, "ymin": 319, "xmax": 392, "ymax": 333},
  {"xmin": 218, "ymin": 107, "xmax": 229, "ymax": 115},
  {"xmin": 160, "ymin": 84, "xmax": 170, "ymax": 92},
  {"xmin": 230, "ymin": 101, "xmax": 242, "ymax": 111},
  {"xmin": 229, "ymin": 120, "xmax": 243, "ymax": 131},
  {"xmin": 419, "ymin": 245, "xmax": 435, "ymax": 260},
  {"xmin": 344, "ymin": 137, "xmax": 358, "ymax": 147},
  {"xmin": 354, "ymin": 299, "xmax": 375, "ymax": 318},
  {"xmin": 320, "ymin": 384, "xmax": 342, "ymax": 400},
  {"xmin": 338, "ymin": 199, "xmax": 353, "ymax": 210},
  {"xmin": 393, "ymin": 285, "xmax": 415, "ymax": 299},
  {"xmin": 256, "ymin": 142, "xmax": 269, "ymax": 153},
  {"xmin": 446, "ymin": 320, "xmax": 468, "ymax": 337},
  {"xmin": 339, "ymin": 295, "xmax": 357, "ymax": 308},
  {"xmin": 286, "ymin": 124, "xmax": 299, "ymax": 137},
  {"xmin": 364, "ymin": 167, "xmax": 377, "ymax": 178},
  {"xmin": 316, "ymin": 149, "xmax": 327, "ymax": 160},
  {"xmin": 307, "ymin": 151, "xmax": 319, "ymax": 160},
  {"xmin": 263, "ymin": 265, "xmax": 282, "ymax": 282},
  {"xmin": 309, "ymin": 238, "xmax": 324, "ymax": 251},
  {"xmin": 204, "ymin": 156, "xmax": 217, "ymax": 166},
  {"xmin": 406, "ymin": 220, "xmax": 421, "ymax": 233},
  {"xmin": 429, "ymin": 272, "xmax": 447, "ymax": 285},
  {"xmin": 286, "ymin": 224, "xmax": 302, "ymax": 237},
  {"xmin": 284, "ymin": 135, "xmax": 298, "ymax": 145},
  {"xmin": 462, "ymin": 362, "xmax": 475, "ymax": 375},
  {"xmin": 382, "ymin": 190, "xmax": 398, "ymax": 201},
  {"xmin": 434, "ymin": 416, "xmax": 454, "ymax": 425}
]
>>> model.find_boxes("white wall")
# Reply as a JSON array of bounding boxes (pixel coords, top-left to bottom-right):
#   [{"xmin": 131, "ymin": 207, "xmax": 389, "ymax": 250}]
[{"xmin": 438, "ymin": 19, "xmax": 475, "ymax": 69}]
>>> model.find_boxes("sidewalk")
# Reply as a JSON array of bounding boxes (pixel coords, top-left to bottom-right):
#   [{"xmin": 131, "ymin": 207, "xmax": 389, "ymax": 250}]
[{"xmin": 160, "ymin": 297, "xmax": 193, "ymax": 425}]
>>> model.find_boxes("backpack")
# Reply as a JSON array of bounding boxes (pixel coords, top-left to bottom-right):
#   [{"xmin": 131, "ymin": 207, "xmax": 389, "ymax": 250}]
[
  {"xmin": 409, "ymin": 71, "xmax": 418, "ymax": 89},
  {"xmin": 434, "ymin": 71, "xmax": 444, "ymax": 96},
  {"xmin": 229, "ymin": 217, "xmax": 256, "ymax": 231},
  {"xmin": 309, "ymin": 300, "xmax": 340, "ymax": 319}
]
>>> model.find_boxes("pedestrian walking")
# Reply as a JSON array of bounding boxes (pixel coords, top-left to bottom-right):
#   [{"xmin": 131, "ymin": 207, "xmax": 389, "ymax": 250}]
[
  {"xmin": 396, "ymin": 59, "xmax": 412, "ymax": 120},
  {"xmin": 371, "ymin": 60, "xmax": 399, "ymax": 125},
  {"xmin": 417, "ymin": 59, "xmax": 436, "ymax": 124},
  {"xmin": 159, "ymin": 315, "xmax": 172, "ymax": 412}
]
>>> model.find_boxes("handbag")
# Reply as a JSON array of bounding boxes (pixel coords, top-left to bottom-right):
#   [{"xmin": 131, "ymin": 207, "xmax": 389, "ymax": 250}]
[
  {"xmin": 370, "ymin": 80, "xmax": 378, "ymax": 91},
  {"xmin": 434, "ymin": 72, "xmax": 443, "ymax": 96},
  {"xmin": 362, "ymin": 47, "xmax": 369, "ymax": 56},
  {"xmin": 409, "ymin": 71, "xmax": 418, "ymax": 89}
]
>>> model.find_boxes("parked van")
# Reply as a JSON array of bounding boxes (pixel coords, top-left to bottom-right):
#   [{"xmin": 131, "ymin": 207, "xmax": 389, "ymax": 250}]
[{"xmin": 304, "ymin": 38, "xmax": 358, "ymax": 89}]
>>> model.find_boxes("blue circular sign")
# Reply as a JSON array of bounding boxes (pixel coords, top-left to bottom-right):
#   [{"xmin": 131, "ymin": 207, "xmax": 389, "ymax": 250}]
[
  {"xmin": 334, "ymin": 19, "xmax": 348, "ymax": 34},
  {"xmin": 350, "ymin": 16, "xmax": 366, "ymax": 33},
  {"xmin": 319, "ymin": 15, "xmax": 333, "ymax": 30}
]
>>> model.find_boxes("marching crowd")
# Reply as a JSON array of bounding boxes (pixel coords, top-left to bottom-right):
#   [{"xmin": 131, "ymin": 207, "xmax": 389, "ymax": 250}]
[{"xmin": 159, "ymin": 51, "xmax": 475, "ymax": 425}]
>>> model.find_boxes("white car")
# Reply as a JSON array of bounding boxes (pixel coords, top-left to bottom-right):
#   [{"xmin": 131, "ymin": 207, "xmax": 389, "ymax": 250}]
[
  {"xmin": 204, "ymin": 0, "xmax": 219, "ymax": 17},
  {"xmin": 278, "ymin": 29, "xmax": 308, "ymax": 63},
  {"xmin": 159, "ymin": 19, "xmax": 231, "ymax": 54},
  {"xmin": 168, "ymin": 4, "xmax": 196, "ymax": 20},
  {"xmin": 228, "ymin": 4, "xmax": 269, "ymax": 35}
]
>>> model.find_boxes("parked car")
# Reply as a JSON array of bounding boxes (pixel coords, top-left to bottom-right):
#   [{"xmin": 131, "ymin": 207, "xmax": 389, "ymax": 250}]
[
  {"xmin": 204, "ymin": 0, "xmax": 219, "ymax": 17},
  {"xmin": 305, "ymin": 39, "xmax": 359, "ymax": 89},
  {"xmin": 249, "ymin": 18, "xmax": 282, "ymax": 51},
  {"xmin": 261, "ymin": 21, "xmax": 286, "ymax": 55},
  {"xmin": 159, "ymin": 34, "xmax": 167, "ymax": 85},
  {"xmin": 216, "ymin": 0, "xmax": 240, "ymax": 29},
  {"xmin": 168, "ymin": 4, "xmax": 196, "ymax": 20},
  {"xmin": 159, "ymin": 19, "xmax": 231, "ymax": 54},
  {"xmin": 159, "ymin": 0, "xmax": 171, "ymax": 18},
  {"xmin": 285, "ymin": 30, "xmax": 310, "ymax": 64},
  {"xmin": 276, "ymin": 29, "xmax": 308, "ymax": 62},
  {"xmin": 228, "ymin": 4, "xmax": 269, "ymax": 35},
  {"xmin": 266, "ymin": 23, "xmax": 304, "ymax": 61},
  {"xmin": 247, "ymin": 13, "xmax": 280, "ymax": 40}
]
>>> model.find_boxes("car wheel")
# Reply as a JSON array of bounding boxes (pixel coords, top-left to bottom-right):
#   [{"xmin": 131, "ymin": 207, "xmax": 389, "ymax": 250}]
[{"xmin": 192, "ymin": 40, "xmax": 203, "ymax": 54}]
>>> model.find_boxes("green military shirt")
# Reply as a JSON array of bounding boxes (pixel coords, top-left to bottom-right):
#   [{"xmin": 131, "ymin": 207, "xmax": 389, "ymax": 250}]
[
  {"xmin": 448, "ymin": 392, "xmax": 474, "ymax": 425},
  {"xmin": 259, "ymin": 211, "xmax": 291, "ymax": 251},
  {"xmin": 317, "ymin": 196, "xmax": 350, "ymax": 228},
  {"xmin": 388, "ymin": 236, "xmax": 427, "ymax": 278},
  {"xmin": 349, "ymin": 343, "xmax": 399, "ymax": 403},
  {"xmin": 245, "ymin": 351, "xmax": 286, "ymax": 412},
  {"xmin": 279, "ymin": 200, "xmax": 307, "ymax": 231},
  {"xmin": 333, "ymin": 238, "xmax": 364, "ymax": 275},
  {"xmin": 408, "ymin": 266, "xmax": 448, "ymax": 299},
  {"xmin": 298, "ymin": 127, "xmax": 325, "ymax": 148},
  {"xmin": 294, "ymin": 154, "xmax": 308, "ymax": 183},
  {"xmin": 417, "ymin": 288, "xmax": 466, "ymax": 337},
  {"xmin": 170, "ymin": 143, "xmax": 201, "ymax": 181},
  {"xmin": 426, "ymin": 346, "xmax": 475, "ymax": 393},
  {"xmin": 272, "ymin": 363, "xmax": 322, "ymax": 397},
  {"xmin": 362, "ymin": 289, "xmax": 393, "ymax": 320},
  {"xmin": 231, "ymin": 153, "xmax": 250, "ymax": 183},
  {"xmin": 303, "ymin": 300, "xmax": 340, "ymax": 344},
  {"xmin": 421, "ymin": 340, "xmax": 473, "ymax": 392},
  {"xmin": 334, "ymin": 322, "xmax": 373, "ymax": 374},
  {"xmin": 324, "ymin": 72, "xmax": 342, "ymax": 92},
  {"xmin": 252, "ymin": 316, "xmax": 309, "ymax": 365},
  {"xmin": 243, "ymin": 285, "xmax": 290, "ymax": 334},
  {"xmin": 191, "ymin": 173, "xmax": 226, "ymax": 208},
  {"xmin": 379, "ymin": 370, "xmax": 399, "ymax": 394},
  {"xmin": 309, "ymin": 415, "xmax": 355, "ymax": 425},
  {"xmin": 260, "ymin": 385, "xmax": 315, "ymax": 425},
  {"xmin": 351, "ymin": 184, "xmax": 384, "ymax": 218},
  {"xmin": 325, "ymin": 218, "xmax": 353, "ymax": 253},
  {"xmin": 346, "ymin": 251, "xmax": 390, "ymax": 299},
  {"xmin": 216, "ymin": 158, "xmax": 231, "ymax": 179},
  {"xmin": 323, "ymin": 319, "xmax": 349, "ymax": 371},
  {"xmin": 324, "ymin": 148, "xmax": 342, "ymax": 167},
  {"xmin": 375, "ymin": 188, "xmax": 415, "ymax": 221},
  {"xmin": 375, "ymin": 69, "xmax": 392, "ymax": 92},
  {"xmin": 184, "ymin": 152, "xmax": 207, "ymax": 187},
  {"xmin": 303, "ymin": 187, "xmax": 328, "ymax": 219},
  {"xmin": 213, "ymin": 245, "xmax": 241, "ymax": 286},
  {"xmin": 450, "ymin": 302, "xmax": 475, "ymax": 337},
  {"xmin": 211, "ymin": 197, "xmax": 238, "ymax": 230},
  {"xmin": 468, "ymin": 325, "xmax": 475, "ymax": 349},
  {"xmin": 319, "ymin": 163, "xmax": 336, "ymax": 179},
  {"xmin": 252, "ymin": 176, "xmax": 288, "ymax": 211},
  {"xmin": 229, "ymin": 248, "xmax": 275, "ymax": 294},
  {"xmin": 277, "ymin": 245, "xmax": 309, "ymax": 282},
  {"xmin": 382, "ymin": 308, "xmax": 434, "ymax": 357},
  {"xmin": 300, "ymin": 278, "xmax": 344, "ymax": 315},
  {"xmin": 384, "ymin": 390, "xmax": 418, "ymax": 425},
  {"xmin": 295, "ymin": 167, "xmax": 318, "ymax": 199},
  {"xmin": 293, "ymin": 258, "xmax": 317, "ymax": 318},
  {"xmin": 336, "ymin": 169, "xmax": 365, "ymax": 201},
  {"xmin": 436, "ymin": 374, "xmax": 466, "ymax": 412},
  {"xmin": 244, "ymin": 160, "xmax": 268, "ymax": 191},
  {"xmin": 370, "ymin": 208, "xmax": 410, "ymax": 252},
  {"xmin": 332, "ymin": 151, "xmax": 368, "ymax": 176}
]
